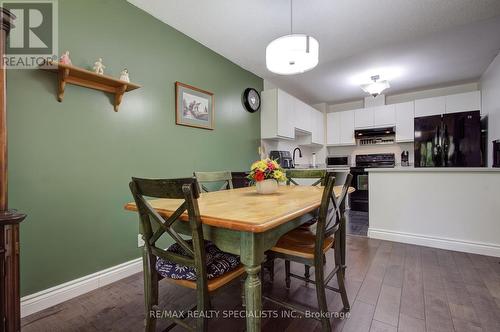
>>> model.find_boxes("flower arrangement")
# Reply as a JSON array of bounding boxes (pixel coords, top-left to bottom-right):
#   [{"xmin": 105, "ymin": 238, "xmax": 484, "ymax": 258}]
[{"xmin": 248, "ymin": 159, "xmax": 287, "ymax": 184}]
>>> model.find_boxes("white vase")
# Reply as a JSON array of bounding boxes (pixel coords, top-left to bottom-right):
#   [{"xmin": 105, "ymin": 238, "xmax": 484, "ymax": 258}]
[{"xmin": 256, "ymin": 179, "xmax": 278, "ymax": 194}]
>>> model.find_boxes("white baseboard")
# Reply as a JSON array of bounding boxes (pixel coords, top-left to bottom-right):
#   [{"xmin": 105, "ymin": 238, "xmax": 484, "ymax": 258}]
[
  {"xmin": 21, "ymin": 257, "xmax": 142, "ymax": 318},
  {"xmin": 368, "ymin": 228, "xmax": 500, "ymax": 257}
]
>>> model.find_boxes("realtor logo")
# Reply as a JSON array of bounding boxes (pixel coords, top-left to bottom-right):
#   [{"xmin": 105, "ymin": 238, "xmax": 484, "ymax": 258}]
[{"xmin": 2, "ymin": 0, "xmax": 58, "ymax": 69}]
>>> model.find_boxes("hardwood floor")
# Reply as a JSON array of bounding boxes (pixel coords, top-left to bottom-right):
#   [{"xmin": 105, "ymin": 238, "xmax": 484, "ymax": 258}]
[
  {"xmin": 346, "ymin": 210, "xmax": 369, "ymax": 236},
  {"xmin": 21, "ymin": 236, "xmax": 500, "ymax": 332}
]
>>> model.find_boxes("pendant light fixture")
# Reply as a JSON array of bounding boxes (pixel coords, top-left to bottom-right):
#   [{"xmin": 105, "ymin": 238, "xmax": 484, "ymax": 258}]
[
  {"xmin": 361, "ymin": 75, "xmax": 390, "ymax": 97},
  {"xmin": 266, "ymin": 0, "xmax": 319, "ymax": 75}
]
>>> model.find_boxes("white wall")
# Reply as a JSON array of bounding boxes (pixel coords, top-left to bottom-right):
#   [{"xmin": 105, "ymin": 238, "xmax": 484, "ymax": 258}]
[
  {"xmin": 369, "ymin": 170, "xmax": 500, "ymax": 257},
  {"xmin": 480, "ymin": 52, "xmax": 500, "ymax": 167}
]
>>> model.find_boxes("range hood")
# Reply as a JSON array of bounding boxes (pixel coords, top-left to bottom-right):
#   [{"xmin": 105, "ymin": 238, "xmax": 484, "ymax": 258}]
[{"xmin": 355, "ymin": 126, "xmax": 395, "ymax": 145}]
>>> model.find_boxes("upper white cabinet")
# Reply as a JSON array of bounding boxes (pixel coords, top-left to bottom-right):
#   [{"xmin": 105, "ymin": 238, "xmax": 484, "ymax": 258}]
[
  {"xmin": 373, "ymin": 105, "xmax": 396, "ymax": 126},
  {"xmin": 326, "ymin": 112, "xmax": 341, "ymax": 145},
  {"xmin": 261, "ymin": 89, "xmax": 295, "ymax": 139},
  {"xmin": 414, "ymin": 96, "xmax": 446, "ymax": 117},
  {"xmin": 354, "ymin": 108, "xmax": 374, "ymax": 128},
  {"xmin": 327, "ymin": 111, "xmax": 355, "ymax": 145},
  {"xmin": 445, "ymin": 91, "xmax": 481, "ymax": 114},
  {"xmin": 261, "ymin": 88, "xmax": 322, "ymax": 144},
  {"xmin": 311, "ymin": 109, "xmax": 325, "ymax": 145},
  {"xmin": 355, "ymin": 105, "xmax": 395, "ymax": 128},
  {"xmin": 294, "ymin": 100, "xmax": 312, "ymax": 133},
  {"xmin": 395, "ymin": 102, "xmax": 414, "ymax": 142},
  {"xmin": 340, "ymin": 111, "xmax": 355, "ymax": 144}
]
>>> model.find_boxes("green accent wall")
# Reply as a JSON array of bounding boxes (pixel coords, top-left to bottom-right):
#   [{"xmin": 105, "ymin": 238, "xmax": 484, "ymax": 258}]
[{"xmin": 7, "ymin": 0, "xmax": 262, "ymax": 296}]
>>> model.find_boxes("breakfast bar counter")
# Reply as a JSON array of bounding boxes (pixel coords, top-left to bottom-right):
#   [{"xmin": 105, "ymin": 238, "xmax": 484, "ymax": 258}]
[{"xmin": 367, "ymin": 168, "xmax": 500, "ymax": 257}]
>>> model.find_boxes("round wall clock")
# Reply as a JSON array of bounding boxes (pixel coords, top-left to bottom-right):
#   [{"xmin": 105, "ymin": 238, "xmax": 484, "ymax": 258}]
[{"xmin": 243, "ymin": 88, "xmax": 261, "ymax": 113}]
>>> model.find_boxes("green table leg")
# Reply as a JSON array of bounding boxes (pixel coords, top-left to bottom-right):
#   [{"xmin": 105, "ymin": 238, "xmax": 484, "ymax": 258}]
[{"xmin": 240, "ymin": 232, "xmax": 265, "ymax": 332}]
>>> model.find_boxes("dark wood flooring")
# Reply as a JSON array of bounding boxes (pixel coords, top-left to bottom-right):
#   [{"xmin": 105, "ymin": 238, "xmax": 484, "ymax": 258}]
[
  {"xmin": 346, "ymin": 210, "xmax": 369, "ymax": 236},
  {"xmin": 21, "ymin": 236, "xmax": 500, "ymax": 332}
]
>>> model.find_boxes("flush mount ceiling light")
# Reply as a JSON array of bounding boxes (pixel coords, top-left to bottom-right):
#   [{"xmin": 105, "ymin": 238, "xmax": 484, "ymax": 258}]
[
  {"xmin": 266, "ymin": 0, "xmax": 319, "ymax": 75},
  {"xmin": 361, "ymin": 75, "xmax": 390, "ymax": 97}
]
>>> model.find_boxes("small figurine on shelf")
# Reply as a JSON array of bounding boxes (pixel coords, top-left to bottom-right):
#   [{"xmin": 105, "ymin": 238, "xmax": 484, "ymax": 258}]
[
  {"xmin": 59, "ymin": 51, "xmax": 72, "ymax": 65},
  {"xmin": 93, "ymin": 58, "xmax": 105, "ymax": 75},
  {"xmin": 119, "ymin": 68, "xmax": 130, "ymax": 82}
]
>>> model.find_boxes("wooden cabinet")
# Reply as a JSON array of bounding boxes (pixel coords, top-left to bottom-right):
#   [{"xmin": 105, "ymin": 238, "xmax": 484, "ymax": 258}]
[
  {"xmin": 414, "ymin": 96, "xmax": 446, "ymax": 117},
  {"xmin": 261, "ymin": 89, "xmax": 295, "ymax": 139},
  {"xmin": 354, "ymin": 108, "xmax": 374, "ymax": 128},
  {"xmin": 373, "ymin": 105, "xmax": 395, "ymax": 126},
  {"xmin": 327, "ymin": 111, "xmax": 355, "ymax": 146},
  {"xmin": 311, "ymin": 109, "xmax": 324, "ymax": 145},
  {"xmin": 445, "ymin": 91, "xmax": 481, "ymax": 114},
  {"xmin": 395, "ymin": 102, "xmax": 414, "ymax": 142}
]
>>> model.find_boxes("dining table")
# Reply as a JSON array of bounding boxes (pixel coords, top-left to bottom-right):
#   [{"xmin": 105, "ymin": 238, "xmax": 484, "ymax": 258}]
[{"xmin": 124, "ymin": 184, "xmax": 354, "ymax": 332}]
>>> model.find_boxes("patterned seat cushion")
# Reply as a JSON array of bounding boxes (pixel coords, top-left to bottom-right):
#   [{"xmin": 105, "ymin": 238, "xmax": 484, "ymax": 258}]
[{"xmin": 156, "ymin": 240, "xmax": 240, "ymax": 281}]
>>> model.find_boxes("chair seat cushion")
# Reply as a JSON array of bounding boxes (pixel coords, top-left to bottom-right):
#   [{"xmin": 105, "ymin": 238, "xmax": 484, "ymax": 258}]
[
  {"xmin": 156, "ymin": 240, "xmax": 240, "ymax": 281},
  {"xmin": 271, "ymin": 228, "xmax": 334, "ymax": 259}
]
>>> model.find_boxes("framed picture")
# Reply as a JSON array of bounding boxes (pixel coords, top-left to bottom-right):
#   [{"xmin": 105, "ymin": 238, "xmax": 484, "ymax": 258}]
[{"xmin": 175, "ymin": 81, "xmax": 214, "ymax": 130}]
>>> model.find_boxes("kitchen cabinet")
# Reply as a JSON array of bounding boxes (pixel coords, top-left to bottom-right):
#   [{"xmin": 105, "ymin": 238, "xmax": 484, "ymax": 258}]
[
  {"xmin": 311, "ymin": 109, "xmax": 324, "ymax": 145},
  {"xmin": 294, "ymin": 100, "xmax": 312, "ymax": 133},
  {"xmin": 327, "ymin": 110, "xmax": 355, "ymax": 145},
  {"xmin": 373, "ymin": 105, "xmax": 396, "ymax": 126},
  {"xmin": 261, "ymin": 89, "xmax": 295, "ymax": 139},
  {"xmin": 395, "ymin": 102, "xmax": 414, "ymax": 142},
  {"xmin": 354, "ymin": 108, "xmax": 374, "ymax": 128},
  {"xmin": 414, "ymin": 96, "xmax": 445, "ymax": 117},
  {"xmin": 355, "ymin": 105, "xmax": 395, "ymax": 128},
  {"xmin": 445, "ymin": 91, "xmax": 481, "ymax": 114}
]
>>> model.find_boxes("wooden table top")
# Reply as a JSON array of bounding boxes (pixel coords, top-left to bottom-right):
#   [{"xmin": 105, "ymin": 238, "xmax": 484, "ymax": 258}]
[{"xmin": 125, "ymin": 185, "xmax": 354, "ymax": 233}]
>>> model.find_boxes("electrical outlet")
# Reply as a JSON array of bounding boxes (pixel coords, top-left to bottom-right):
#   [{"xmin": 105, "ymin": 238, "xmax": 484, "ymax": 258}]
[{"xmin": 137, "ymin": 234, "xmax": 145, "ymax": 247}]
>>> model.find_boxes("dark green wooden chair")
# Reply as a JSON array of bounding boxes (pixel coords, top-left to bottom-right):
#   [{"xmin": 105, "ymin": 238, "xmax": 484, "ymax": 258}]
[
  {"xmin": 194, "ymin": 171, "xmax": 233, "ymax": 192},
  {"xmin": 270, "ymin": 169, "xmax": 327, "ymax": 282},
  {"xmin": 129, "ymin": 177, "xmax": 245, "ymax": 332},
  {"xmin": 264, "ymin": 172, "xmax": 353, "ymax": 331}
]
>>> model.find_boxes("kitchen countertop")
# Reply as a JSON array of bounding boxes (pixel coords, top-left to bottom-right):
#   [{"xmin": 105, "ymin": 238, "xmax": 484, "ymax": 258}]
[
  {"xmin": 366, "ymin": 167, "xmax": 500, "ymax": 172},
  {"xmin": 292, "ymin": 165, "xmax": 351, "ymax": 171}
]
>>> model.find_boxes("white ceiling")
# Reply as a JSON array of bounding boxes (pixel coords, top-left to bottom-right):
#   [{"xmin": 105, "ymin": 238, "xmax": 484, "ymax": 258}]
[{"xmin": 128, "ymin": 0, "xmax": 500, "ymax": 104}]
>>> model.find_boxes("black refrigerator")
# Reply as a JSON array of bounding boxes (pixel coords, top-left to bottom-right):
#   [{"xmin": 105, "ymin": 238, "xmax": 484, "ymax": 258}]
[{"xmin": 414, "ymin": 110, "xmax": 482, "ymax": 167}]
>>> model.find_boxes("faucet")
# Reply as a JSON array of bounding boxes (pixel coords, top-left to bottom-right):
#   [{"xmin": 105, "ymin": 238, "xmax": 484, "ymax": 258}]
[{"xmin": 292, "ymin": 147, "xmax": 302, "ymax": 168}]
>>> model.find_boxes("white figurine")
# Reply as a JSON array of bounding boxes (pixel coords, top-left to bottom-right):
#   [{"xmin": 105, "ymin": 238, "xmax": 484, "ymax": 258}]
[
  {"xmin": 59, "ymin": 51, "xmax": 71, "ymax": 65},
  {"xmin": 93, "ymin": 58, "xmax": 105, "ymax": 75},
  {"xmin": 119, "ymin": 68, "xmax": 130, "ymax": 82}
]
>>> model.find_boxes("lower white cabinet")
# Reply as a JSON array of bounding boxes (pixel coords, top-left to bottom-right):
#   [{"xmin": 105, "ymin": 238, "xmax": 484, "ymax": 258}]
[
  {"xmin": 395, "ymin": 102, "xmax": 414, "ymax": 142},
  {"xmin": 327, "ymin": 111, "xmax": 355, "ymax": 145}
]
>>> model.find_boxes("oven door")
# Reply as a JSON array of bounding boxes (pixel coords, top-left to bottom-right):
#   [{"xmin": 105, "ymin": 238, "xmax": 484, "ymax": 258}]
[{"xmin": 350, "ymin": 168, "xmax": 368, "ymax": 212}]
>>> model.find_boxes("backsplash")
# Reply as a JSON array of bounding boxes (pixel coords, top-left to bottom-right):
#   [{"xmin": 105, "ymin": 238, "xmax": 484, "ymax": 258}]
[
  {"xmin": 327, "ymin": 142, "xmax": 414, "ymax": 166},
  {"xmin": 261, "ymin": 139, "xmax": 327, "ymax": 166}
]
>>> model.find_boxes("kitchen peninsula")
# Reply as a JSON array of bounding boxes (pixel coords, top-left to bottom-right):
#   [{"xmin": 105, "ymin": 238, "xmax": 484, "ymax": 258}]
[{"xmin": 367, "ymin": 167, "xmax": 500, "ymax": 257}]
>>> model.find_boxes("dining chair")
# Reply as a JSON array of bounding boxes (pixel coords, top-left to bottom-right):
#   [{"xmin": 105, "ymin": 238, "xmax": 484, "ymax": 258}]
[
  {"xmin": 264, "ymin": 172, "xmax": 353, "ymax": 331},
  {"xmin": 194, "ymin": 171, "xmax": 233, "ymax": 192},
  {"xmin": 266, "ymin": 169, "xmax": 327, "ymax": 283},
  {"xmin": 230, "ymin": 171, "xmax": 250, "ymax": 188},
  {"xmin": 129, "ymin": 177, "xmax": 245, "ymax": 332}
]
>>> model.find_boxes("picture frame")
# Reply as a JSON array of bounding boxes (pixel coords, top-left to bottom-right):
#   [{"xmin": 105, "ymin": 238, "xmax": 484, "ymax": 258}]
[{"xmin": 175, "ymin": 81, "xmax": 214, "ymax": 130}]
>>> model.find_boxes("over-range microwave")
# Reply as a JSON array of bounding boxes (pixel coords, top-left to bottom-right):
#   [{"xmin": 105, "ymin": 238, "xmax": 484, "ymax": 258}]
[{"xmin": 326, "ymin": 155, "xmax": 351, "ymax": 168}]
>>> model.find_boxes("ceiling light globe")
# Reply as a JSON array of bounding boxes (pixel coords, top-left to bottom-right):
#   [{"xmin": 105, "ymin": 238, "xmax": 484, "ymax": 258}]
[{"xmin": 266, "ymin": 34, "xmax": 319, "ymax": 75}]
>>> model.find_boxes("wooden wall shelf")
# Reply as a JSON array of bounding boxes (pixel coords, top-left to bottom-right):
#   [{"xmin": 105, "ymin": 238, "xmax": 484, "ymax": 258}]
[{"xmin": 41, "ymin": 60, "xmax": 141, "ymax": 112}]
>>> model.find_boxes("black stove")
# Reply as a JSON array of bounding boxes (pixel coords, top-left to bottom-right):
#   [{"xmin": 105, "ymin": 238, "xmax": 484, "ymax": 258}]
[{"xmin": 349, "ymin": 153, "xmax": 395, "ymax": 212}]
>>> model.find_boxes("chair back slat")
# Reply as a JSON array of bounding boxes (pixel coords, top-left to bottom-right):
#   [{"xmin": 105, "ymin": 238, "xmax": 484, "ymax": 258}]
[
  {"xmin": 194, "ymin": 171, "xmax": 233, "ymax": 192},
  {"xmin": 315, "ymin": 173, "xmax": 353, "ymax": 255},
  {"xmin": 129, "ymin": 177, "xmax": 204, "ymax": 268},
  {"xmin": 285, "ymin": 169, "xmax": 326, "ymax": 186}
]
